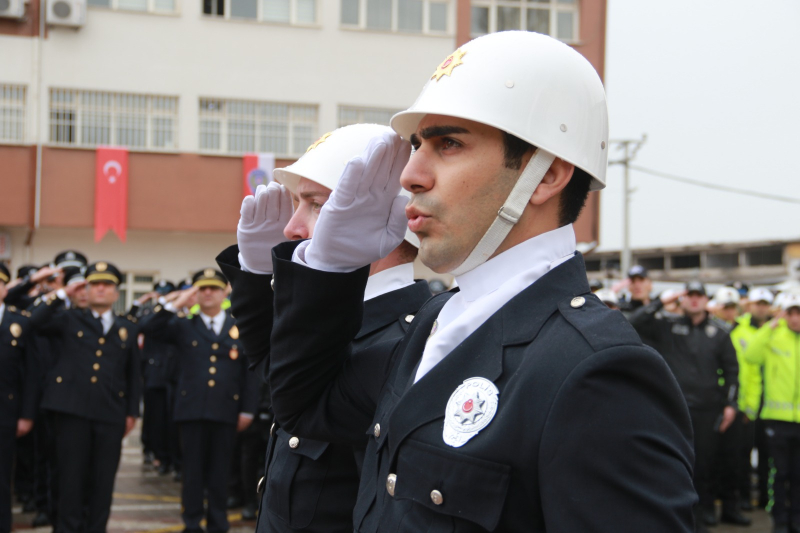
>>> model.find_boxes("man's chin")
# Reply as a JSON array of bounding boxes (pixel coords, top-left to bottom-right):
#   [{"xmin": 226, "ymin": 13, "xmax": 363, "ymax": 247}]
[{"xmin": 418, "ymin": 239, "xmax": 467, "ymax": 275}]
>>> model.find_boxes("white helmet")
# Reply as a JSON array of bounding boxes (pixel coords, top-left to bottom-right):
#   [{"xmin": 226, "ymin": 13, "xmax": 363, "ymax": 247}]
[
  {"xmin": 595, "ymin": 289, "xmax": 619, "ymax": 306},
  {"xmin": 274, "ymin": 123, "xmax": 419, "ymax": 247},
  {"xmin": 390, "ymin": 31, "xmax": 608, "ymax": 275},
  {"xmin": 714, "ymin": 287, "xmax": 741, "ymax": 306},
  {"xmin": 781, "ymin": 294, "xmax": 800, "ymax": 312},
  {"xmin": 747, "ymin": 287, "xmax": 774, "ymax": 305},
  {"xmin": 391, "ymin": 31, "xmax": 609, "ymax": 189}
]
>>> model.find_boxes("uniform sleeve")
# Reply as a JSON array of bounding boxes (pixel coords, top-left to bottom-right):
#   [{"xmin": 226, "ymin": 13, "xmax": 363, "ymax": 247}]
[
  {"xmin": 216, "ymin": 244, "xmax": 274, "ymax": 378},
  {"xmin": 719, "ymin": 334, "xmax": 739, "ymax": 407},
  {"xmin": 269, "ymin": 241, "xmax": 395, "ymax": 446},
  {"xmin": 239, "ymin": 364, "xmax": 260, "ymax": 416},
  {"xmin": 126, "ymin": 337, "xmax": 142, "ymax": 418},
  {"xmin": 20, "ymin": 322, "xmax": 40, "ymax": 421},
  {"xmin": 138, "ymin": 306, "xmax": 180, "ymax": 342},
  {"xmin": 4, "ymin": 279, "xmax": 35, "ymax": 308},
  {"xmin": 740, "ymin": 359, "xmax": 763, "ymax": 418},
  {"xmin": 627, "ymin": 299, "xmax": 670, "ymax": 342},
  {"xmin": 743, "ymin": 325, "xmax": 772, "ymax": 366},
  {"xmin": 28, "ymin": 295, "xmax": 67, "ymax": 335},
  {"xmin": 539, "ymin": 345, "xmax": 696, "ymax": 533}
]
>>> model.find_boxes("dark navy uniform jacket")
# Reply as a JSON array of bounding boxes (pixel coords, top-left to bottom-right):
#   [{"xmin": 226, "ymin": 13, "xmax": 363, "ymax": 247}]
[
  {"xmin": 0, "ymin": 306, "xmax": 38, "ymax": 427},
  {"xmin": 135, "ymin": 306, "xmax": 177, "ymax": 390},
  {"xmin": 29, "ymin": 297, "xmax": 141, "ymax": 424},
  {"xmin": 218, "ymin": 244, "xmax": 432, "ymax": 532},
  {"xmin": 263, "ymin": 241, "xmax": 697, "ymax": 533},
  {"xmin": 140, "ymin": 308, "xmax": 257, "ymax": 425}
]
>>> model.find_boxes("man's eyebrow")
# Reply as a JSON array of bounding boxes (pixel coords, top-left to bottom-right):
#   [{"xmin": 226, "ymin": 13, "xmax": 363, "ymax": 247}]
[
  {"xmin": 418, "ymin": 125, "xmax": 470, "ymax": 140},
  {"xmin": 299, "ymin": 191, "xmax": 329, "ymax": 200}
]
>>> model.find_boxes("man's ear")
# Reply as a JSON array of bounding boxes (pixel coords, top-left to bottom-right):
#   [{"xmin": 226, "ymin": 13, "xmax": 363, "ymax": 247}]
[{"xmin": 530, "ymin": 158, "xmax": 574, "ymax": 206}]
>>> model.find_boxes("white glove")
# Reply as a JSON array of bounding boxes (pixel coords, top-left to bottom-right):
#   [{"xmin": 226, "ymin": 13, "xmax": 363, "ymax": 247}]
[
  {"xmin": 304, "ymin": 131, "xmax": 411, "ymax": 273},
  {"xmin": 237, "ymin": 182, "xmax": 294, "ymax": 275}
]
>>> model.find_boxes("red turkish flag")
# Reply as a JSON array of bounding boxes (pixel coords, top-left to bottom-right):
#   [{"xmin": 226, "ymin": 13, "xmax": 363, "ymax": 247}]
[{"xmin": 94, "ymin": 147, "xmax": 129, "ymax": 243}]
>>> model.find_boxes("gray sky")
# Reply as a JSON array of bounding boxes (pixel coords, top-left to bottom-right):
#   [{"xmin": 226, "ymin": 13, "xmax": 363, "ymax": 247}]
[{"xmin": 598, "ymin": 0, "xmax": 800, "ymax": 252}]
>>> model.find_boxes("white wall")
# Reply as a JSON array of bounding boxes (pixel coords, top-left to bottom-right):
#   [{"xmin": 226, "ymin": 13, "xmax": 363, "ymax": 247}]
[{"xmin": 0, "ymin": 2, "xmax": 457, "ymax": 150}]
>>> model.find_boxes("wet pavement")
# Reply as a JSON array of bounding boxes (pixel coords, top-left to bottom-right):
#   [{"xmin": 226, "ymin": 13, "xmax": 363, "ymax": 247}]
[{"xmin": 10, "ymin": 421, "xmax": 775, "ymax": 532}]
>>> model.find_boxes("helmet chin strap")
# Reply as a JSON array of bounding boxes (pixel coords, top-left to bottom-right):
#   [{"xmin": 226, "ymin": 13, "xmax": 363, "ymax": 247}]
[{"xmin": 449, "ymin": 148, "xmax": 556, "ymax": 277}]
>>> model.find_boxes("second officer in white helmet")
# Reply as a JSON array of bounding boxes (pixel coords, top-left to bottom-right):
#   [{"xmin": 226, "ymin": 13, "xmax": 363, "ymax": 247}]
[
  {"xmin": 217, "ymin": 123, "xmax": 431, "ymax": 533},
  {"xmin": 258, "ymin": 31, "xmax": 695, "ymax": 532}
]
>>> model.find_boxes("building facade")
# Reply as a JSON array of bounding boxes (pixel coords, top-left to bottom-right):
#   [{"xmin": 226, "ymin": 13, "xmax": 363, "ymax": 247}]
[{"xmin": 0, "ymin": 0, "xmax": 607, "ymax": 305}]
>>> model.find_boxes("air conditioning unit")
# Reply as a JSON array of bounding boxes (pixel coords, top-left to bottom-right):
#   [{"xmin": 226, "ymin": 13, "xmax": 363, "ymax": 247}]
[
  {"xmin": 47, "ymin": 0, "xmax": 85, "ymax": 27},
  {"xmin": 0, "ymin": 0, "xmax": 26, "ymax": 19}
]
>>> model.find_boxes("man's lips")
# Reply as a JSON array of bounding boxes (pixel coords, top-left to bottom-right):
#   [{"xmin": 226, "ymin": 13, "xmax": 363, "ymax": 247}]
[{"xmin": 405, "ymin": 205, "xmax": 431, "ymax": 233}]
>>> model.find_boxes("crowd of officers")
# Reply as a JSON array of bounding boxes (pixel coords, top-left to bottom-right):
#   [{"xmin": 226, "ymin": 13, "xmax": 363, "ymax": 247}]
[
  {"xmin": 0, "ymin": 251, "xmax": 263, "ymax": 533},
  {"xmin": 4, "ymin": 250, "xmax": 800, "ymax": 533},
  {"xmin": 593, "ymin": 266, "xmax": 800, "ymax": 533}
]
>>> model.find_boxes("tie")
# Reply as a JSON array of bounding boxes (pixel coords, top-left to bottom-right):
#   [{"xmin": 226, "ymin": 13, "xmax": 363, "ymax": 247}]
[
  {"xmin": 95, "ymin": 314, "xmax": 105, "ymax": 334},
  {"xmin": 207, "ymin": 320, "xmax": 215, "ymax": 335}
]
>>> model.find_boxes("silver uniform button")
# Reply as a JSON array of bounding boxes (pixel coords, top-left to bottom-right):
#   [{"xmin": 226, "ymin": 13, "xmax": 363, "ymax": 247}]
[
  {"xmin": 430, "ymin": 490, "xmax": 444, "ymax": 506},
  {"xmin": 257, "ymin": 476, "xmax": 266, "ymax": 493},
  {"xmin": 570, "ymin": 296, "xmax": 586, "ymax": 308},
  {"xmin": 373, "ymin": 423, "xmax": 381, "ymax": 438},
  {"xmin": 386, "ymin": 474, "xmax": 397, "ymax": 496},
  {"xmin": 289, "ymin": 436, "xmax": 299, "ymax": 449},
  {"xmin": 270, "ymin": 278, "xmax": 275, "ymax": 290},
  {"xmin": 404, "ymin": 314, "xmax": 414, "ymax": 323}
]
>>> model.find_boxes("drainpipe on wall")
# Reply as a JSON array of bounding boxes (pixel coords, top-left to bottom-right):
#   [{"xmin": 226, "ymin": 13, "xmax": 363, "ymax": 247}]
[{"xmin": 29, "ymin": 0, "xmax": 46, "ymax": 260}]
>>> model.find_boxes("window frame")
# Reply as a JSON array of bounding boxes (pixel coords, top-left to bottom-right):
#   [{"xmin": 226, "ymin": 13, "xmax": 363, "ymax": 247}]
[
  {"xmin": 470, "ymin": 0, "xmax": 579, "ymax": 43},
  {"xmin": 0, "ymin": 84, "xmax": 26, "ymax": 145},
  {"xmin": 87, "ymin": 0, "xmax": 179, "ymax": 15},
  {"xmin": 203, "ymin": 0, "xmax": 320, "ymax": 27},
  {"xmin": 337, "ymin": 104, "xmax": 402, "ymax": 128},
  {"xmin": 341, "ymin": 0, "xmax": 453, "ymax": 36},
  {"xmin": 198, "ymin": 97, "xmax": 319, "ymax": 158},
  {"xmin": 48, "ymin": 88, "xmax": 180, "ymax": 152}
]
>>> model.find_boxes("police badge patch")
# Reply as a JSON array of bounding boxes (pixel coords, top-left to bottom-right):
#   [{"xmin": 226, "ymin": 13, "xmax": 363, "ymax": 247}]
[{"xmin": 443, "ymin": 377, "xmax": 499, "ymax": 448}]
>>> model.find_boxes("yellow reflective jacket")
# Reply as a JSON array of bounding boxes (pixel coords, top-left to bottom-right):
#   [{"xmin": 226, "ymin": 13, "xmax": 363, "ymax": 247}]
[
  {"xmin": 730, "ymin": 314, "xmax": 764, "ymax": 417},
  {"xmin": 743, "ymin": 320, "xmax": 800, "ymax": 422}
]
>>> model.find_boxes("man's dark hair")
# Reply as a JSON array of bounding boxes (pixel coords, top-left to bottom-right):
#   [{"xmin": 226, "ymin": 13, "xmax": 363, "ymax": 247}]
[{"xmin": 502, "ymin": 131, "xmax": 593, "ymax": 226}]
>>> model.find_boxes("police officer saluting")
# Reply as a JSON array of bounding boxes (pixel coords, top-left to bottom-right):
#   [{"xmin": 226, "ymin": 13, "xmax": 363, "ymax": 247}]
[
  {"xmin": 141, "ymin": 269, "xmax": 257, "ymax": 533},
  {"xmin": 29, "ymin": 261, "xmax": 140, "ymax": 533},
  {"xmin": 238, "ymin": 31, "xmax": 696, "ymax": 532},
  {"xmin": 0, "ymin": 263, "xmax": 37, "ymax": 533},
  {"xmin": 218, "ymin": 123, "xmax": 431, "ymax": 533}
]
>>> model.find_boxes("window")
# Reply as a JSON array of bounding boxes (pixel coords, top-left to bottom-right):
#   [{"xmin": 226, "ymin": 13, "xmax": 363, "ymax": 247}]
[
  {"xmin": 88, "ymin": 0, "xmax": 177, "ymax": 13},
  {"xmin": 203, "ymin": 0, "xmax": 317, "ymax": 25},
  {"xmin": 671, "ymin": 253, "xmax": 701, "ymax": 270},
  {"xmin": 338, "ymin": 105, "xmax": 401, "ymax": 128},
  {"xmin": 745, "ymin": 246, "xmax": 783, "ymax": 266},
  {"xmin": 199, "ymin": 98, "xmax": 318, "ymax": 157},
  {"xmin": 471, "ymin": 0, "xmax": 578, "ymax": 42},
  {"xmin": 707, "ymin": 252, "xmax": 739, "ymax": 269},
  {"xmin": 0, "ymin": 85, "xmax": 25, "ymax": 143},
  {"xmin": 49, "ymin": 89, "xmax": 178, "ymax": 151},
  {"xmin": 342, "ymin": 0, "xmax": 450, "ymax": 34},
  {"xmin": 115, "ymin": 272, "xmax": 157, "ymax": 313},
  {"xmin": 636, "ymin": 256, "xmax": 665, "ymax": 271}
]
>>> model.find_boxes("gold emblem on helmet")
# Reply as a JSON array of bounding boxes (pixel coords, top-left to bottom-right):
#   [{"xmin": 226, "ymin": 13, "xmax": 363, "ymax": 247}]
[
  {"xmin": 431, "ymin": 49, "xmax": 467, "ymax": 82},
  {"xmin": 96, "ymin": 262, "xmax": 108, "ymax": 272},
  {"xmin": 306, "ymin": 132, "xmax": 332, "ymax": 153},
  {"xmin": 204, "ymin": 269, "xmax": 215, "ymax": 278}
]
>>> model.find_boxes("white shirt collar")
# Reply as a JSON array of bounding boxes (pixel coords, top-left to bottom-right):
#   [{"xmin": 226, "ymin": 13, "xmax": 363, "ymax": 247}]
[
  {"xmin": 200, "ymin": 310, "xmax": 225, "ymax": 334},
  {"xmin": 91, "ymin": 308, "xmax": 115, "ymax": 334},
  {"xmin": 364, "ymin": 263, "xmax": 415, "ymax": 302},
  {"xmin": 0, "ymin": 303, "xmax": 5, "ymax": 325},
  {"xmin": 454, "ymin": 224, "xmax": 577, "ymax": 303}
]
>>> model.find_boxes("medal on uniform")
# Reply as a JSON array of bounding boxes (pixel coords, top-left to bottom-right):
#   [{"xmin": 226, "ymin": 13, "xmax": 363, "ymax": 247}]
[
  {"xmin": 119, "ymin": 327, "xmax": 128, "ymax": 341},
  {"xmin": 443, "ymin": 377, "xmax": 499, "ymax": 448},
  {"xmin": 9, "ymin": 323, "xmax": 22, "ymax": 338},
  {"xmin": 229, "ymin": 344, "xmax": 239, "ymax": 360},
  {"xmin": 229, "ymin": 325, "xmax": 239, "ymax": 340}
]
